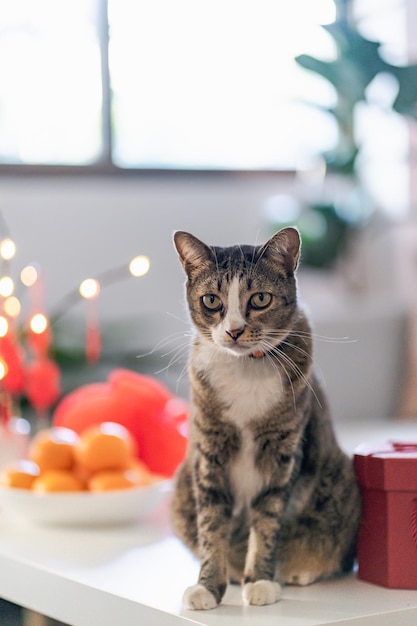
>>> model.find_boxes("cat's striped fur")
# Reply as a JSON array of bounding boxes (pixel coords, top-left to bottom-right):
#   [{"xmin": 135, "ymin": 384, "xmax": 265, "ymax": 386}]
[{"xmin": 171, "ymin": 227, "xmax": 361, "ymax": 610}]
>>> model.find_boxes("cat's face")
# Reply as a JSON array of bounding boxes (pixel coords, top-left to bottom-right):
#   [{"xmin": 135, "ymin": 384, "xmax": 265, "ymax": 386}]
[{"xmin": 174, "ymin": 228, "xmax": 301, "ymax": 358}]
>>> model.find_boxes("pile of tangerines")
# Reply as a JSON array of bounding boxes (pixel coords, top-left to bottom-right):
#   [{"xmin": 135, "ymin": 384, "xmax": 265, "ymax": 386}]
[{"xmin": 0, "ymin": 422, "xmax": 164, "ymax": 493}]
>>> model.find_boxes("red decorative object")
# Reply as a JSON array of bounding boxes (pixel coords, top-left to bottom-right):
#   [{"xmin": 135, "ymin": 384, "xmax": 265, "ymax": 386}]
[
  {"xmin": 0, "ymin": 391, "xmax": 11, "ymax": 429},
  {"xmin": 25, "ymin": 358, "xmax": 61, "ymax": 412},
  {"xmin": 85, "ymin": 293, "xmax": 101, "ymax": 363},
  {"xmin": 27, "ymin": 324, "xmax": 51, "ymax": 357},
  {"xmin": 53, "ymin": 368, "xmax": 188, "ymax": 477},
  {"xmin": 0, "ymin": 335, "xmax": 26, "ymax": 394},
  {"xmin": 86, "ymin": 324, "xmax": 101, "ymax": 364},
  {"xmin": 354, "ymin": 441, "xmax": 417, "ymax": 589}
]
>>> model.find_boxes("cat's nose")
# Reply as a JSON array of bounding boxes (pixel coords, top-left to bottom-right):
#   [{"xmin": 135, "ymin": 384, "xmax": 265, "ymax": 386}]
[{"xmin": 226, "ymin": 327, "xmax": 244, "ymax": 341}]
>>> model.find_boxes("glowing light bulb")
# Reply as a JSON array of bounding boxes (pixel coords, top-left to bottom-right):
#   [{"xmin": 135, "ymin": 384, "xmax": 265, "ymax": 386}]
[
  {"xmin": 30, "ymin": 313, "xmax": 48, "ymax": 334},
  {"xmin": 4, "ymin": 296, "xmax": 21, "ymax": 318},
  {"xmin": 79, "ymin": 278, "xmax": 100, "ymax": 299},
  {"xmin": 129, "ymin": 255, "xmax": 150, "ymax": 277},
  {"xmin": 0, "ymin": 358, "xmax": 7, "ymax": 380},
  {"xmin": 0, "ymin": 276, "xmax": 14, "ymax": 297},
  {"xmin": 20, "ymin": 265, "xmax": 38, "ymax": 287},
  {"xmin": 0, "ymin": 238, "xmax": 16, "ymax": 260},
  {"xmin": 0, "ymin": 315, "xmax": 9, "ymax": 337}
]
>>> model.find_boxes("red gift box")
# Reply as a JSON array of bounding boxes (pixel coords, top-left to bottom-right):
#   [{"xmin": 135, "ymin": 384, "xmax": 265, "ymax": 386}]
[{"xmin": 354, "ymin": 441, "xmax": 417, "ymax": 589}]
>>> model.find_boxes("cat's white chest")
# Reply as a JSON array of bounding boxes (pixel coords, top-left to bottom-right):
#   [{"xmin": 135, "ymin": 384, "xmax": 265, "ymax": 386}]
[
  {"xmin": 224, "ymin": 369, "xmax": 279, "ymax": 512},
  {"xmin": 198, "ymin": 346, "xmax": 283, "ymax": 423},
  {"xmin": 193, "ymin": 343, "xmax": 282, "ymax": 512}
]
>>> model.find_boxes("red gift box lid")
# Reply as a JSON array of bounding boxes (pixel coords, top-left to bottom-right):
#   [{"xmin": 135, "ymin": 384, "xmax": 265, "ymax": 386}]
[{"xmin": 354, "ymin": 441, "xmax": 417, "ymax": 491}]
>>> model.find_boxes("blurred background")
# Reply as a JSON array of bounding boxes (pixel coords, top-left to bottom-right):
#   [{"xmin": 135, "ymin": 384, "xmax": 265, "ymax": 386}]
[{"xmin": 0, "ymin": 0, "xmax": 416, "ymax": 425}]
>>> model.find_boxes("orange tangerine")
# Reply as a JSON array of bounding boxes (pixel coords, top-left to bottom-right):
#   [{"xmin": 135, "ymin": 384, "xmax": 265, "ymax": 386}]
[
  {"xmin": 74, "ymin": 422, "xmax": 136, "ymax": 473},
  {"xmin": 0, "ymin": 460, "xmax": 40, "ymax": 490},
  {"xmin": 88, "ymin": 469, "xmax": 139, "ymax": 491},
  {"xmin": 32, "ymin": 470, "xmax": 85, "ymax": 493},
  {"xmin": 128, "ymin": 459, "xmax": 162, "ymax": 487},
  {"xmin": 28, "ymin": 427, "xmax": 79, "ymax": 472},
  {"xmin": 72, "ymin": 463, "xmax": 93, "ymax": 486}
]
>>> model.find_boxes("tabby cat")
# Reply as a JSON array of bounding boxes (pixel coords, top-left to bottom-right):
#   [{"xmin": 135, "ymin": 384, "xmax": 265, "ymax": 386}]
[{"xmin": 171, "ymin": 227, "xmax": 361, "ymax": 610}]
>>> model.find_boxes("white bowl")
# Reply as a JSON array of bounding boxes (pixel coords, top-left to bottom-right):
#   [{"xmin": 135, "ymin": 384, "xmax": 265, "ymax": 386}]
[{"xmin": 0, "ymin": 480, "xmax": 171, "ymax": 527}]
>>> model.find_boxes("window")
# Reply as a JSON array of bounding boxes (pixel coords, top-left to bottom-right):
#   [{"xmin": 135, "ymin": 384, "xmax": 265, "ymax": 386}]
[
  {"xmin": 0, "ymin": 0, "xmax": 103, "ymax": 165},
  {"xmin": 0, "ymin": 0, "xmax": 337, "ymax": 169},
  {"xmin": 109, "ymin": 0, "xmax": 337, "ymax": 170},
  {"xmin": 0, "ymin": 0, "xmax": 408, "ymax": 172}
]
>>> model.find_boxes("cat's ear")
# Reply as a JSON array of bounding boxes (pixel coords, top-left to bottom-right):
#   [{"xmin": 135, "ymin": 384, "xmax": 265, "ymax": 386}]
[
  {"xmin": 259, "ymin": 227, "xmax": 301, "ymax": 274},
  {"xmin": 173, "ymin": 231, "xmax": 215, "ymax": 275}
]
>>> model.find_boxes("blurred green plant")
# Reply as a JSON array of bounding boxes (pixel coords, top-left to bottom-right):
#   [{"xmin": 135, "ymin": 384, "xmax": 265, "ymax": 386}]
[
  {"xmin": 280, "ymin": 0, "xmax": 417, "ymax": 268},
  {"xmin": 295, "ymin": 0, "xmax": 417, "ymax": 175}
]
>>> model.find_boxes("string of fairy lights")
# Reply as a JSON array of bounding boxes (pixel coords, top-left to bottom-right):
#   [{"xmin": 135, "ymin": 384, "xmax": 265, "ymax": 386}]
[{"xmin": 0, "ymin": 227, "xmax": 151, "ymax": 382}]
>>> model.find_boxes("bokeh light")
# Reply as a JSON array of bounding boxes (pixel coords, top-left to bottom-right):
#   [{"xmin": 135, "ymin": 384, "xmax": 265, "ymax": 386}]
[
  {"xmin": 79, "ymin": 278, "xmax": 100, "ymax": 299},
  {"xmin": 0, "ymin": 276, "xmax": 14, "ymax": 297},
  {"xmin": 29, "ymin": 313, "xmax": 48, "ymax": 334},
  {"xmin": 129, "ymin": 255, "xmax": 150, "ymax": 277},
  {"xmin": 0, "ymin": 238, "xmax": 16, "ymax": 260},
  {"xmin": 0, "ymin": 315, "xmax": 9, "ymax": 337},
  {"xmin": 4, "ymin": 296, "xmax": 21, "ymax": 318},
  {"xmin": 20, "ymin": 265, "xmax": 38, "ymax": 287}
]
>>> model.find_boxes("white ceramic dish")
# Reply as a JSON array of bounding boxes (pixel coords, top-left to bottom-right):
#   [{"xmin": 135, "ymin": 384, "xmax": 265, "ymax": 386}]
[{"xmin": 0, "ymin": 480, "xmax": 171, "ymax": 527}]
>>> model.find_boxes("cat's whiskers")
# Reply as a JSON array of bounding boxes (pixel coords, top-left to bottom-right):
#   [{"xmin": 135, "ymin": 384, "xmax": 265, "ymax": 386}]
[
  {"xmin": 153, "ymin": 345, "xmax": 192, "ymax": 390},
  {"xmin": 287, "ymin": 329, "xmax": 356, "ymax": 345},
  {"xmin": 261, "ymin": 348, "xmax": 287, "ymax": 397},
  {"xmin": 260, "ymin": 329, "xmax": 328, "ymax": 401},
  {"xmin": 134, "ymin": 323, "xmax": 193, "ymax": 380},
  {"xmin": 264, "ymin": 327, "xmax": 356, "ymax": 348},
  {"xmin": 275, "ymin": 337, "xmax": 311, "ymax": 361},
  {"xmin": 155, "ymin": 344, "xmax": 190, "ymax": 376},
  {"xmin": 261, "ymin": 343, "xmax": 296, "ymax": 411},
  {"xmin": 165, "ymin": 310, "xmax": 193, "ymax": 326},
  {"xmin": 173, "ymin": 357, "xmax": 192, "ymax": 394},
  {"xmin": 256, "ymin": 337, "xmax": 296, "ymax": 406},
  {"xmin": 159, "ymin": 340, "xmax": 191, "ymax": 359},
  {"xmin": 260, "ymin": 338, "xmax": 322, "ymax": 409},
  {"xmin": 136, "ymin": 329, "xmax": 193, "ymax": 360},
  {"xmin": 279, "ymin": 350, "xmax": 322, "ymax": 409},
  {"xmin": 280, "ymin": 360, "xmax": 297, "ymax": 413}
]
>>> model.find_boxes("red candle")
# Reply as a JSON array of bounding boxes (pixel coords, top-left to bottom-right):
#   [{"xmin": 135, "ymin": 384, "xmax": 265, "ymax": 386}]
[{"xmin": 79, "ymin": 279, "xmax": 101, "ymax": 364}]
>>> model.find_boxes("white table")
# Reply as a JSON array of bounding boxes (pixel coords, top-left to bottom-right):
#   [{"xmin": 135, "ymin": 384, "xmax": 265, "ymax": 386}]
[{"xmin": 0, "ymin": 419, "xmax": 416, "ymax": 626}]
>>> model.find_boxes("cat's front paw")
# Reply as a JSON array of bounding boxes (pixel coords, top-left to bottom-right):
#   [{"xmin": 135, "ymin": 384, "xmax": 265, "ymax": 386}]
[
  {"xmin": 242, "ymin": 580, "xmax": 282, "ymax": 606},
  {"xmin": 183, "ymin": 584, "xmax": 218, "ymax": 610}
]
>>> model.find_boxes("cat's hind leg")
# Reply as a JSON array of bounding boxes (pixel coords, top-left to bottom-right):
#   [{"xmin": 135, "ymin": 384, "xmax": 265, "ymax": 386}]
[
  {"xmin": 277, "ymin": 535, "xmax": 343, "ymax": 586},
  {"xmin": 277, "ymin": 453, "xmax": 361, "ymax": 586},
  {"xmin": 276, "ymin": 508, "xmax": 359, "ymax": 586}
]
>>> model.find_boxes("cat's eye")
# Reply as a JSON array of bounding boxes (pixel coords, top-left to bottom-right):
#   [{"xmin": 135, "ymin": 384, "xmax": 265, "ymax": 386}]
[
  {"xmin": 250, "ymin": 292, "xmax": 272, "ymax": 309},
  {"xmin": 202, "ymin": 294, "xmax": 222, "ymax": 311}
]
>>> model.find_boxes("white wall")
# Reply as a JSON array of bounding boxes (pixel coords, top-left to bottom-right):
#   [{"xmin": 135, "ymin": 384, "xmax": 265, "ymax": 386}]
[{"xmin": 0, "ymin": 174, "xmax": 412, "ymax": 422}]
